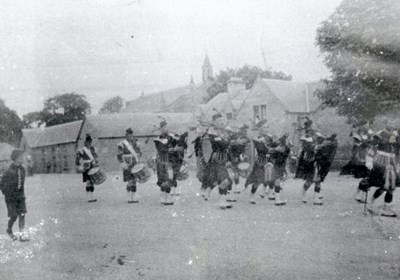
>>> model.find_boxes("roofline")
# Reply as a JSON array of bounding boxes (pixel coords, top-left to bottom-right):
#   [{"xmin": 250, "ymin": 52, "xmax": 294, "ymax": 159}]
[{"xmin": 98, "ymin": 135, "xmax": 157, "ymax": 140}]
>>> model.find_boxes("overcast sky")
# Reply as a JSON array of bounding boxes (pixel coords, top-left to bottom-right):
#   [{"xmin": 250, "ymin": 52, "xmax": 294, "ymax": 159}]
[{"xmin": 0, "ymin": 0, "xmax": 343, "ymax": 116}]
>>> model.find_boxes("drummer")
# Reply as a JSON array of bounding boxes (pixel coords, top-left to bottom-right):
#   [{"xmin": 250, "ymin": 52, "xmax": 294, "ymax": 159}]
[
  {"xmin": 227, "ymin": 123, "xmax": 250, "ymax": 202},
  {"xmin": 75, "ymin": 134, "xmax": 99, "ymax": 203},
  {"xmin": 117, "ymin": 128, "xmax": 142, "ymax": 203}
]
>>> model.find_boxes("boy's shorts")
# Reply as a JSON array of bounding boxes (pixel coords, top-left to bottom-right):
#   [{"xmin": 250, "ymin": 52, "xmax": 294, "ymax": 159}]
[{"xmin": 6, "ymin": 198, "xmax": 27, "ymax": 217}]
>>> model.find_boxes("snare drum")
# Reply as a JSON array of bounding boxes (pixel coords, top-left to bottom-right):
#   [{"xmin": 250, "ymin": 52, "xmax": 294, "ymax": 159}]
[
  {"xmin": 237, "ymin": 162, "xmax": 251, "ymax": 178},
  {"xmin": 131, "ymin": 163, "xmax": 151, "ymax": 183},
  {"xmin": 88, "ymin": 167, "xmax": 107, "ymax": 185},
  {"xmin": 176, "ymin": 164, "xmax": 189, "ymax": 181}
]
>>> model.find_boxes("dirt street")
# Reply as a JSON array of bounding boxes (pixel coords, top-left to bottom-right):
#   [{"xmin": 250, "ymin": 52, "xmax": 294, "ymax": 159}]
[{"xmin": 0, "ymin": 172, "xmax": 399, "ymax": 279}]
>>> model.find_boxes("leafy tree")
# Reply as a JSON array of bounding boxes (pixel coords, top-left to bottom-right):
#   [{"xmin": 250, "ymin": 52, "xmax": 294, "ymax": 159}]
[
  {"xmin": 22, "ymin": 111, "xmax": 43, "ymax": 128},
  {"xmin": 99, "ymin": 96, "xmax": 125, "ymax": 114},
  {"xmin": 206, "ymin": 65, "xmax": 292, "ymax": 100},
  {"xmin": 0, "ymin": 99, "xmax": 24, "ymax": 145},
  {"xmin": 41, "ymin": 93, "xmax": 91, "ymax": 126},
  {"xmin": 316, "ymin": 0, "xmax": 400, "ymax": 123},
  {"xmin": 24, "ymin": 93, "xmax": 91, "ymax": 127}
]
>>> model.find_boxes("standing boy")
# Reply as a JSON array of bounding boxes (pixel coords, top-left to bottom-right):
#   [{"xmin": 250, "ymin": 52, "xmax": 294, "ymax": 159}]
[{"xmin": 0, "ymin": 149, "xmax": 29, "ymax": 241}]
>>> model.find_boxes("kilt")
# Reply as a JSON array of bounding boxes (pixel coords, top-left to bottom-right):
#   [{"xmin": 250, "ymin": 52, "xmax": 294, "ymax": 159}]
[
  {"xmin": 267, "ymin": 165, "xmax": 286, "ymax": 183},
  {"xmin": 368, "ymin": 164, "xmax": 386, "ymax": 188},
  {"xmin": 82, "ymin": 170, "xmax": 91, "ymax": 183},
  {"xmin": 171, "ymin": 161, "xmax": 182, "ymax": 187},
  {"xmin": 201, "ymin": 161, "xmax": 217, "ymax": 188},
  {"xmin": 245, "ymin": 163, "xmax": 265, "ymax": 186},
  {"xmin": 123, "ymin": 168, "xmax": 137, "ymax": 182},
  {"xmin": 196, "ymin": 157, "xmax": 206, "ymax": 182},
  {"xmin": 212, "ymin": 161, "xmax": 231, "ymax": 186},
  {"xmin": 340, "ymin": 162, "xmax": 370, "ymax": 178},
  {"xmin": 295, "ymin": 160, "xmax": 315, "ymax": 181},
  {"xmin": 6, "ymin": 197, "xmax": 27, "ymax": 217},
  {"xmin": 156, "ymin": 161, "xmax": 173, "ymax": 188}
]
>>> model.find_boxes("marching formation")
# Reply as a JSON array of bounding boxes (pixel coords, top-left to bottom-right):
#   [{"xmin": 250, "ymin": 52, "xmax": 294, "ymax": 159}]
[
  {"xmin": 71, "ymin": 112, "xmax": 343, "ymax": 210},
  {"xmin": 70, "ymin": 112, "xmax": 398, "ymax": 215}
]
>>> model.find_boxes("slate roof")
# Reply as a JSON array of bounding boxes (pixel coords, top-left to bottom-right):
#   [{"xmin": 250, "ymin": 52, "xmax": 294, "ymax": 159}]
[
  {"xmin": 197, "ymin": 88, "xmax": 249, "ymax": 120},
  {"xmin": 164, "ymin": 83, "xmax": 209, "ymax": 113},
  {"xmin": 84, "ymin": 113, "xmax": 194, "ymax": 138},
  {"xmin": 122, "ymin": 86, "xmax": 192, "ymax": 113},
  {"xmin": 21, "ymin": 120, "xmax": 83, "ymax": 148},
  {"xmin": 261, "ymin": 79, "xmax": 322, "ymax": 113}
]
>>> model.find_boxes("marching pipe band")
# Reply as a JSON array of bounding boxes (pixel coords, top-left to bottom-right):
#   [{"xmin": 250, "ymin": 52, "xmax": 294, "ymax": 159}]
[{"xmin": 71, "ymin": 114, "xmax": 398, "ymax": 217}]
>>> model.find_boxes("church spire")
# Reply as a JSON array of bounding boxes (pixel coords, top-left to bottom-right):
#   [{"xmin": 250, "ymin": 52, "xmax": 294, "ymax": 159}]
[{"xmin": 202, "ymin": 52, "xmax": 213, "ymax": 83}]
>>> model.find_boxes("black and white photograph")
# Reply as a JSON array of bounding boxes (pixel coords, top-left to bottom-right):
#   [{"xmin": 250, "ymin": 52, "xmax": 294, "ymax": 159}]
[{"xmin": 1, "ymin": 0, "xmax": 400, "ymax": 279}]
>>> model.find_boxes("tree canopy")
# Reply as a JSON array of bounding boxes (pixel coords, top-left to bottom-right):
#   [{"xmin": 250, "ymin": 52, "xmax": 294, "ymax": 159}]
[
  {"xmin": 99, "ymin": 96, "xmax": 124, "ymax": 114},
  {"xmin": 23, "ymin": 93, "xmax": 91, "ymax": 127},
  {"xmin": 316, "ymin": 0, "xmax": 400, "ymax": 123},
  {"xmin": 0, "ymin": 99, "xmax": 24, "ymax": 145},
  {"xmin": 206, "ymin": 65, "xmax": 292, "ymax": 101}
]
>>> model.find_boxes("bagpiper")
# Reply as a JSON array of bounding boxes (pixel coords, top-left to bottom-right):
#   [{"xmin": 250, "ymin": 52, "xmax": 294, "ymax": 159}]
[
  {"xmin": 244, "ymin": 120, "xmax": 274, "ymax": 204},
  {"xmin": 295, "ymin": 132, "xmax": 338, "ymax": 205},
  {"xmin": 117, "ymin": 128, "xmax": 142, "ymax": 203},
  {"xmin": 227, "ymin": 124, "xmax": 251, "ymax": 202},
  {"xmin": 168, "ymin": 130, "xmax": 188, "ymax": 196},
  {"xmin": 207, "ymin": 113, "xmax": 235, "ymax": 209},
  {"xmin": 264, "ymin": 133, "xmax": 291, "ymax": 206},
  {"xmin": 154, "ymin": 120, "xmax": 180, "ymax": 205},
  {"xmin": 360, "ymin": 128, "xmax": 400, "ymax": 216},
  {"xmin": 75, "ymin": 134, "xmax": 98, "ymax": 203}
]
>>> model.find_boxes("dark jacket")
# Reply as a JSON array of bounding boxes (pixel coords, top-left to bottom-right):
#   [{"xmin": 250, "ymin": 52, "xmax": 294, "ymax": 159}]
[{"xmin": 0, "ymin": 163, "xmax": 25, "ymax": 201}]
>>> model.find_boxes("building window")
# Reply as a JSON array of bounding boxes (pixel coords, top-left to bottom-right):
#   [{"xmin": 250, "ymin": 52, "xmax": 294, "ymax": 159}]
[
  {"xmin": 253, "ymin": 105, "xmax": 260, "ymax": 122},
  {"xmin": 261, "ymin": 104, "xmax": 267, "ymax": 120},
  {"xmin": 226, "ymin": 112, "xmax": 233, "ymax": 120},
  {"xmin": 52, "ymin": 156, "xmax": 57, "ymax": 172},
  {"xmin": 64, "ymin": 156, "xmax": 69, "ymax": 171}
]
